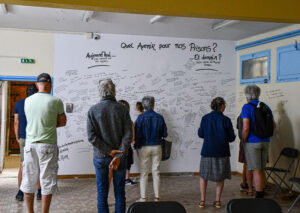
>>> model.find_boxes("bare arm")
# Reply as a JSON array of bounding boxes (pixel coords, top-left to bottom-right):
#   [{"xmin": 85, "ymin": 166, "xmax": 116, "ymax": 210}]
[
  {"xmin": 242, "ymin": 118, "xmax": 250, "ymax": 143},
  {"xmin": 14, "ymin": 114, "xmax": 20, "ymax": 143},
  {"xmin": 57, "ymin": 113, "xmax": 67, "ymax": 127},
  {"xmin": 273, "ymin": 118, "xmax": 277, "ymax": 130}
]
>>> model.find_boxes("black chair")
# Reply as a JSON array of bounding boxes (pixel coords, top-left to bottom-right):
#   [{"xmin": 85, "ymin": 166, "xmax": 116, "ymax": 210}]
[
  {"xmin": 127, "ymin": 201, "xmax": 186, "ymax": 213},
  {"xmin": 288, "ymin": 177, "xmax": 300, "ymax": 213},
  {"xmin": 226, "ymin": 198, "xmax": 282, "ymax": 213},
  {"xmin": 265, "ymin": 147, "xmax": 299, "ymax": 196}
]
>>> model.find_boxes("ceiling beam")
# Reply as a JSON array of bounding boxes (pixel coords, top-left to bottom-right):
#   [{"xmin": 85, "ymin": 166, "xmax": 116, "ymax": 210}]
[
  {"xmin": 1, "ymin": 0, "xmax": 300, "ymax": 23},
  {"xmin": 0, "ymin": 4, "xmax": 8, "ymax": 14}
]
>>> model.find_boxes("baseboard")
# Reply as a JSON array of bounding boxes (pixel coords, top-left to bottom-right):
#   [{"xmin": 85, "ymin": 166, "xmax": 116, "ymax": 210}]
[
  {"xmin": 58, "ymin": 174, "xmax": 96, "ymax": 179},
  {"xmin": 58, "ymin": 171, "xmax": 241, "ymax": 179}
]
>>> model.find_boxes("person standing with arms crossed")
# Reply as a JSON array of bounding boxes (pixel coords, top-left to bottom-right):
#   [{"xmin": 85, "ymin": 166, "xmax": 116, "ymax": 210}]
[
  {"xmin": 21, "ymin": 73, "xmax": 66, "ymax": 213},
  {"xmin": 14, "ymin": 84, "xmax": 41, "ymax": 201}
]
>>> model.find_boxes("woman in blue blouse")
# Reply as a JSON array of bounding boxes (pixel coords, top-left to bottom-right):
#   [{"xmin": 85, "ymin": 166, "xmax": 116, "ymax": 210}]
[{"xmin": 198, "ymin": 97, "xmax": 236, "ymax": 208}]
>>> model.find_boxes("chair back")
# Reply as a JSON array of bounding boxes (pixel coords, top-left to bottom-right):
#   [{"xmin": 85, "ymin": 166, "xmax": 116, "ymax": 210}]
[
  {"xmin": 127, "ymin": 201, "xmax": 186, "ymax": 213},
  {"xmin": 281, "ymin": 148, "xmax": 299, "ymax": 159},
  {"xmin": 226, "ymin": 198, "xmax": 282, "ymax": 213}
]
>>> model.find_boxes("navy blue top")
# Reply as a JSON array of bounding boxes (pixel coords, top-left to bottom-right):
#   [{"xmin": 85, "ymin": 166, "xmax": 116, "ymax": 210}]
[
  {"xmin": 198, "ymin": 111, "xmax": 236, "ymax": 157},
  {"xmin": 134, "ymin": 110, "xmax": 168, "ymax": 148},
  {"xmin": 14, "ymin": 99, "xmax": 27, "ymax": 139},
  {"xmin": 241, "ymin": 99, "xmax": 273, "ymax": 143}
]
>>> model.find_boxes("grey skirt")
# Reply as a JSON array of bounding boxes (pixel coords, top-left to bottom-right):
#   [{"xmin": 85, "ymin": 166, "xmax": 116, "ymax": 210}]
[{"xmin": 199, "ymin": 156, "xmax": 231, "ymax": 182}]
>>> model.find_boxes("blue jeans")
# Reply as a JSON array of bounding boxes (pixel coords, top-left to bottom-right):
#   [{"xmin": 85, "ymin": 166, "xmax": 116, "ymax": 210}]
[{"xmin": 93, "ymin": 157, "xmax": 126, "ymax": 213}]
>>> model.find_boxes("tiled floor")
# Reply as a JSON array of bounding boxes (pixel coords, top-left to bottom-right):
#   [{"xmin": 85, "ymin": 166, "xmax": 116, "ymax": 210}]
[{"xmin": 0, "ymin": 174, "xmax": 299, "ymax": 213}]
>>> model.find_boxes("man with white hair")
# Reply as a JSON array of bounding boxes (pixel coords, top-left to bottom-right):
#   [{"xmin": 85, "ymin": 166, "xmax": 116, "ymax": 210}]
[
  {"xmin": 241, "ymin": 84, "xmax": 276, "ymax": 198},
  {"xmin": 87, "ymin": 79, "xmax": 132, "ymax": 213}
]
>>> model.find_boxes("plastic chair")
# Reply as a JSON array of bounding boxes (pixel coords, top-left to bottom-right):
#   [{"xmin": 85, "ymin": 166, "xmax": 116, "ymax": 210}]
[
  {"xmin": 226, "ymin": 198, "xmax": 282, "ymax": 213},
  {"xmin": 288, "ymin": 177, "xmax": 300, "ymax": 213},
  {"xmin": 126, "ymin": 201, "xmax": 186, "ymax": 213},
  {"xmin": 265, "ymin": 147, "xmax": 299, "ymax": 196}
]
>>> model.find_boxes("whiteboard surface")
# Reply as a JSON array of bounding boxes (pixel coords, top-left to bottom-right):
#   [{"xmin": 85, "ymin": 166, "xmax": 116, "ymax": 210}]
[{"xmin": 53, "ymin": 33, "xmax": 237, "ymax": 175}]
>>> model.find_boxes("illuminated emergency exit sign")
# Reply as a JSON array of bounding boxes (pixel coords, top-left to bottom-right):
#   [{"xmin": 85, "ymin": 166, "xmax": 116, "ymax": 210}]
[{"xmin": 21, "ymin": 58, "xmax": 35, "ymax": 64}]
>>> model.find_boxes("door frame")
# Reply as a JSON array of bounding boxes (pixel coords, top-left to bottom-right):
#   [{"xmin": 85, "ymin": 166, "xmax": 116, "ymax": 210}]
[{"xmin": 0, "ymin": 76, "xmax": 37, "ymax": 172}]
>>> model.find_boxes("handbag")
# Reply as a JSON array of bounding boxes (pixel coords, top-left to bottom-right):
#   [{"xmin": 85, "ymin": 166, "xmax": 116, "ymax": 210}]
[{"xmin": 161, "ymin": 139, "xmax": 172, "ymax": 161}]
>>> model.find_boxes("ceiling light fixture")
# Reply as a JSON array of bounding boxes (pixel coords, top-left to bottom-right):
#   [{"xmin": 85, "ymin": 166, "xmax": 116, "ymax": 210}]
[
  {"xmin": 0, "ymin": 4, "xmax": 8, "ymax": 14},
  {"xmin": 212, "ymin": 20, "xmax": 239, "ymax": 30},
  {"xmin": 83, "ymin": 11, "xmax": 94, "ymax": 22},
  {"xmin": 149, "ymin": 15, "xmax": 164, "ymax": 24}
]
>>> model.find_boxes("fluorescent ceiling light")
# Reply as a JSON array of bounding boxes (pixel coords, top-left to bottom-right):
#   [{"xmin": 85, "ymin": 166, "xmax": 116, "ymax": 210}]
[
  {"xmin": 212, "ymin": 20, "xmax": 240, "ymax": 30},
  {"xmin": 83, "ymin": 11, "xmax": 94, "ymax": 22},
  {"xmin": 150, "ymin": 15, "xmax": 164, "ymax": 24},
  {"xmin": 0, "ymin": 4, "xmax": 8, "ymax": 14}
]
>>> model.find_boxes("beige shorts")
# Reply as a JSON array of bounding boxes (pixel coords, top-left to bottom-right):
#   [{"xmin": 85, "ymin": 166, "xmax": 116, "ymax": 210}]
[
  {"xmin": 19, "ymin": 138, "xmax": 26, "ymax": 162},
  {"xmin": 20, "ymin": 143, "xmax": 59, "ymax": 195},
  {"xmin": 244, "ymin": 142, "xmax": 269, "ymax": 171}
]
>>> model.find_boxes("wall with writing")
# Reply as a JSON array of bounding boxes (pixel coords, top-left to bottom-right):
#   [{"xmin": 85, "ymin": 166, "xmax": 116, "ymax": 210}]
[
  {"xmin": 236, "ymin": 24, "xmax": 300, "ymax": 177},
  {"xmin": 53, "ymin": 33, "xmax": 237, "ymax": 175}
]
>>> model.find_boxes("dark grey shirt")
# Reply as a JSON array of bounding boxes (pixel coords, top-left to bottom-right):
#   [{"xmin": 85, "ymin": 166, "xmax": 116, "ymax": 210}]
[{"xmin": 87, "ymin": 96, "xmax": 132, "ymax": 159}]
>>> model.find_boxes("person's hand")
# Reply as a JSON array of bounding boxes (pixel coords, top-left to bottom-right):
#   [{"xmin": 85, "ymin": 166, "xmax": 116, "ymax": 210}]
[
  {"xmin": 16, "ymin": 137, "xmax": 20, "ymax": 143},
  {"xmin": 132, "ymin": 141, "xmax": 136, "ymax": 145},
  {"xmin": 109, "ymin": 150, "xmax": 123, "ymax": 158},
  {"xmin": 109, "ymin": 157, "xmax": 121, "ymax": 170}
]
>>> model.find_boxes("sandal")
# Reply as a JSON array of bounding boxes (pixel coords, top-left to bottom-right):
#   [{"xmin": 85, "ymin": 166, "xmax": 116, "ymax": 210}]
[
  {"xmin": 214, "ymin": 201, "xmax": 221, "ymax": 208},
  {"xmin": 198, "ymin": 200, "xmax": 205, "ymax": 208},
  {"xmin": 154, "ymin": 198, "xmax": 160, "ymax": 202},
  {"xmin": 240, "ymin": 183, "xmax": 248, "ymax": 192},
  {"xmin": 246, "ymin": 191, "xmax": 254, "ymax": 196}
]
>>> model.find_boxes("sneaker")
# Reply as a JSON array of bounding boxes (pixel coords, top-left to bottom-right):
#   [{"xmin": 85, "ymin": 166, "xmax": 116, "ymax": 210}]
[
  {"xmin": 36, "ymin": 191, "xmax": 42, "ymax": 200},
  {"xmin": 125, "ymin": 179, "xmax": 137, "ymax": 186},
  {"xmin": 136, "ymin": 198, "xmax": 146, "ymax": 202},
  {"xmin": 15, "ymin": 192, "xmax": 24, "ymax": 201}
]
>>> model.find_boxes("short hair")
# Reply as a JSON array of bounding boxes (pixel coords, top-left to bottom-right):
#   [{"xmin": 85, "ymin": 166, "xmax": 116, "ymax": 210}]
[
  {"xmin": 244, "ymin": 84, "xmax": 261, "ymax": 100},
  {"xmin": 118, "ymin": 100, "xmax": 130, "ymax": 111},
  {"xmin": 98, "ymin": 79, "xmax": 116, "ymax": 97},
  {"xmin": 136, "ymin": 101, "xmax": 144, "ymax": 112},
  {"xmin": 26, "ymin": 84, "xmax": 38, "ymax": 97},
  {"xmin": 211, "ymin": 97, "xmax": 226, "ymax": 111},
  {"xmin": 142, "ymin": 96, "xmax": 155, "ymax": 110}
]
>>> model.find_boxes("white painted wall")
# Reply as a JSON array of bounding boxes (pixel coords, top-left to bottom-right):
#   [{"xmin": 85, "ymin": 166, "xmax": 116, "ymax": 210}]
[
  {"xmin": 2, "ymin": 25, "xmax": 300, "ymax": 176},
  {"xmin": 236, "ymin": 24, "xmax": 300, "ymax": 177},
  {"xmin": 0, "ymin": 29, "xmax": 54, "ymax": 76},
  {"xmin": 0, "ymin": 82, "xmax": 8, "ymax": 172}
]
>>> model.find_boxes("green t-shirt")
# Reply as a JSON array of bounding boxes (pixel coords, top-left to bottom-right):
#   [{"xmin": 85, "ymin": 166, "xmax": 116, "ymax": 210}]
[{"xmin": 25, "ymin": 93, "xmax": 65, "ymax": 144}]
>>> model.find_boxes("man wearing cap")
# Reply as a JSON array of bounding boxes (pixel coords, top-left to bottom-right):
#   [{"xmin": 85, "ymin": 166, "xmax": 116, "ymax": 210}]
[
  {"xmin": 21, "ymin": 73, "xmax": 67, "ymax": 213},
  {"xmin": 14, "ymin": 84, "xmax": 41, "ymax": 201}
]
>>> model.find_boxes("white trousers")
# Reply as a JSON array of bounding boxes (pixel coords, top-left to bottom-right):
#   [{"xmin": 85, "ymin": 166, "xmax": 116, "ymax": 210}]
[{"xmin": 139, "ymin": 145, "xmax": 162, "ymax": 199}]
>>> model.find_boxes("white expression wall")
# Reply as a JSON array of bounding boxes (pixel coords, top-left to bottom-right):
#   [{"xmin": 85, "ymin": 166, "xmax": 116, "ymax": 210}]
[{"xmin": 53, "ymin": 33, "xmax": 237, "ymax": 175}]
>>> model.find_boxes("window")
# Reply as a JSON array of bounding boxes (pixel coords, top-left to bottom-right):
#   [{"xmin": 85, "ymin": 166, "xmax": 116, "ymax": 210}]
[
  {"xmin": 240, "ymin": 50, "xmax": 271, "ymax": 85},
  {"xmin": 277, "ymin": 43, "xmax": 300, "ymax": 83}
]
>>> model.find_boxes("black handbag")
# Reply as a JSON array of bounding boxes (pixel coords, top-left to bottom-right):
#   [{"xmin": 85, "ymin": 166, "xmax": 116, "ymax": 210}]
[{"xmin": 161, "ymin": 139, "xmax": 172, "ymax": 161}]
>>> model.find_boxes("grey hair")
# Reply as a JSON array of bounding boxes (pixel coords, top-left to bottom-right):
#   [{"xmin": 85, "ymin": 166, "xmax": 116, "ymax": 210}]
[
  {"xmin": 244, "ymin": 84, "xmax": 261, "ymax": 100},
  {"xmin": 142, "ymin": 96, "xmax": 155, "ymax": 110},
  {"xmin": 98, "ymin": 79, "xmax": 116, "ymax": 97}
]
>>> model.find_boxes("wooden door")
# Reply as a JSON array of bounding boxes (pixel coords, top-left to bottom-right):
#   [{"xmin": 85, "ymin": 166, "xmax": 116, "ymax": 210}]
[{"xmin": 8, "ymin": 81, "xmax": 35, "ymax": 154}]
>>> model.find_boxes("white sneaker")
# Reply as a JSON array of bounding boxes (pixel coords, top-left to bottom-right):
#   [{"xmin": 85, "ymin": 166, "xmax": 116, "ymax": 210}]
[{"xmin": 136, "ymin": 198, "xmax": 146, "ymax": 202}]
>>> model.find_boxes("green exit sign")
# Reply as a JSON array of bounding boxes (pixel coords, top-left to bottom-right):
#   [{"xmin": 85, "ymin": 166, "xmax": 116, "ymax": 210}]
[{"xmin": 21, "ymin": 58, "xmax": 35, "ymax": 64}]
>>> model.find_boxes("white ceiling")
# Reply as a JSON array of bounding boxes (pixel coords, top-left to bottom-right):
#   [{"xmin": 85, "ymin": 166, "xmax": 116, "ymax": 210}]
[{"xmin": 0, "ymin": 5, "xmax": 290, "ymax": 40}]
